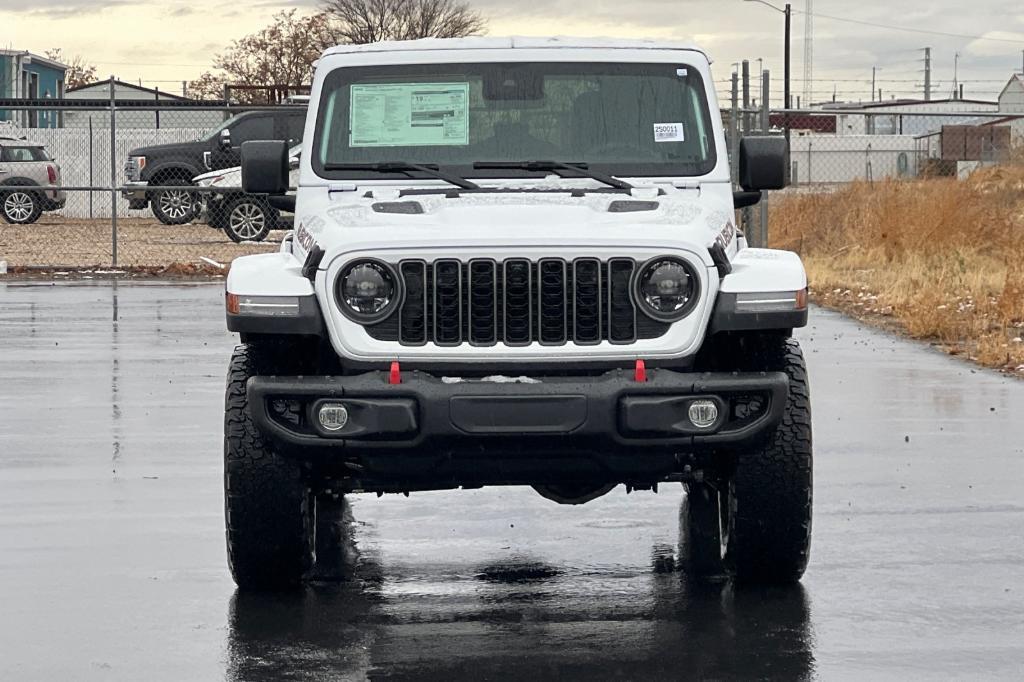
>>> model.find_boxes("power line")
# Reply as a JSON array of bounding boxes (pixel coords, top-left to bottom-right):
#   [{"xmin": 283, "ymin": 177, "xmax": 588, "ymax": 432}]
[
  {"xmin": 92, "ymin": 60, "xmax": 209, "ymax": 67},
  {"xmin": 714, "ymin": 77, "xmax": 1011, "ymax": 83},
  {"xmin": 801, "ymin": 9, "xmax": 1024, "ymax": 44}
]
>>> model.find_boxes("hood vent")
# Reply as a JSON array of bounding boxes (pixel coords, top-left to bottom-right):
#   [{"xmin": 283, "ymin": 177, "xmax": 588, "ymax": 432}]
[
  {"xmin": 371, "ymin": 201, "xmax": 425, "ymax": 214},
  {"xmin": 608, "ymin": 200, "xmax": 659, "ymax": 213}
]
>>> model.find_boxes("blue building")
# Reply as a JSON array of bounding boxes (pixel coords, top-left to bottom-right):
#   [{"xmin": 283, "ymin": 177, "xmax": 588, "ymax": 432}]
[{"xmin": 0, "ymin": 49, "xmax": 69, "ymax": 128}]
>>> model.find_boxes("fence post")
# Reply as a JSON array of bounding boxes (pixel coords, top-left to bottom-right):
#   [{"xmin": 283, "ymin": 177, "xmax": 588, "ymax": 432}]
[
  {"xmin": 730, "ymin": 71, "xmax": 739, "ymax": 186},
  {"xmin": 740, "ymin": 61, "xmax": 753, "ymax": 244},
  {"xmin": 88, "ymin": 115, "xmax": 94, "ymax": 219},
  {"xmin": 807, "ymin": 140, "xmax": 812, "ymax": 185},
  {"xmin": 760, "ymin": 70, "xmax": 770, "ymax": 133},
  {"xmin": 109, "ymin": 76, "xmax": 118, "ymax": 268},
  {"xmin": 760, "ymin": 70, "xmax": 771, "ymax": 248}
]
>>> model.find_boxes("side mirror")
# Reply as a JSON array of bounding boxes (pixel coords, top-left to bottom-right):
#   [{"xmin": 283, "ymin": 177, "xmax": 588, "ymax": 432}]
[
  {"xmin": 219, "ymin": 128, "xmax": 232, "ymax": 150},
  {"xmin": 739, "ymin": 136, "xmax": 788, "ymax": 191},
  {"xmin": 242, "ymin": 140, "xmax": 289, "ymax": 195}
]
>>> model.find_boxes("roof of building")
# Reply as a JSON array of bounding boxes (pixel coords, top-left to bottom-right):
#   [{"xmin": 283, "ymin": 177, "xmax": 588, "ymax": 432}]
[
  {"xmin": 322, "ymin": 36, "xmax": 707, "ymax": 58},
  {"xmin": 998, "ymin": 74, "xmax": 1024, "ymax": 98},
  {"xmin": 0, "ymin": 49, "xmax": 68, "ymax": 71},
  {"xmin": 823, "ymin": 98, "xmax": 998, "ymax": 111},
  {"xmin": 66, "ymin": 78, "xmax": 192, "ymax": 100}
]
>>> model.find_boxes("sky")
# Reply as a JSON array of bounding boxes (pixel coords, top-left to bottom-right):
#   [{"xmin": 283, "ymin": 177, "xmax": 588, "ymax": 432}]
[{"xmin": 2, "ymin": 0, "xmax": 1024, "ymax": 105}]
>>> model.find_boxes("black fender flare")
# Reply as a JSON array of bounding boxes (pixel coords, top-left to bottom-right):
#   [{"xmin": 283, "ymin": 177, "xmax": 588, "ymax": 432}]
[{"xmin": 145, "ymin": 162, "xmax": 203, "ymax": 186}]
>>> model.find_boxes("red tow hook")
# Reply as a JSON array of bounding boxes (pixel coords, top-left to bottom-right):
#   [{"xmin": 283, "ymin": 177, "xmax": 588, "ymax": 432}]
[
  {"xmin": 389, "ymin": 361, "xmax": 402, "ymax": 385},
  {"xmin": 634, "ymin": 359, "xmax": 648, "ymax": 383}
]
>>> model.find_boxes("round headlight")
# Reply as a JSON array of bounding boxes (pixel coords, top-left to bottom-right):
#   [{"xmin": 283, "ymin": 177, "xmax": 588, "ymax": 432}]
[
  {"xmin": 336, "ymin": 260, "xmax": 401, "ymax": 323},
  {"xmin": 634, "ymin": 257, "xmax": 700, "ymax": 322}
]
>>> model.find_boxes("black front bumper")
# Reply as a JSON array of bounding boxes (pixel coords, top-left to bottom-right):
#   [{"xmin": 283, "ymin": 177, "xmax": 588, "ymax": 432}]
[{"xmin": 249, "ymin": 368, "xmax": 788, "ymax": 471}]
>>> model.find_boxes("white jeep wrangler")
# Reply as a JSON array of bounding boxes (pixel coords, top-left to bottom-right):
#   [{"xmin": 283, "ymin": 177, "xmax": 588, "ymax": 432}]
[{"xmin": 224, "ymin": 37, "xmax": 811, "ymax": 590}]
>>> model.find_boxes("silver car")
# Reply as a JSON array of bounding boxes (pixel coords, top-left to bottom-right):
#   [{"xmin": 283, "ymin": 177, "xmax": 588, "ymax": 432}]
[{"xmin": 0, "ymin": 137, "xmax": 66, "ymax": 224}]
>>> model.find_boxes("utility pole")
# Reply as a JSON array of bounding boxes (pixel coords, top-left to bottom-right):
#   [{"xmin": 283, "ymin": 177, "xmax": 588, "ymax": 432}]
[
  {"xmin": 872, "ymin": 67, "xmax": 877, "ymax": 102},
  {"xmin": 742, "ymin": 59, "xmax": 751, "ymax": 135},
  {"xmin": 803, "ymin": 0, "xmax": 813, "ymax": 105},
  {"xmin": 784, "ymin": 3, "xmax": 791, "ymax": 108},
  {"xmin": 925, "ymin": 47, "xmax": 933, "ymax": 101},
  {"xmin": 952, "ymin": 52, "xmax": 959, "ymax": 99},
  {"xmin": 743, "ymin": 0, "xmax": 791, "ymax": 180},
  {"xmin": 784, "ymin": 3, "xmax": 791, "ymax": 186}
]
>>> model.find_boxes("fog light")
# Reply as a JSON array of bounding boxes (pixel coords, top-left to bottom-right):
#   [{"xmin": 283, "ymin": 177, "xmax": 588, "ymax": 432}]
[
  {"xmin": 317, "ymin": 403, "xmax": 349, "ymax": 432},
  {"xmin": 687, "ymin": 400, "xmax": 719, "ymax": 429}
]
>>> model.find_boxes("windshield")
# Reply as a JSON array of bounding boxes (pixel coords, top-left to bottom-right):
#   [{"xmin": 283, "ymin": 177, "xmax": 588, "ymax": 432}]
[{"xmin": 312, "ymin": 61, "xmax": 717, "ymax": 181}]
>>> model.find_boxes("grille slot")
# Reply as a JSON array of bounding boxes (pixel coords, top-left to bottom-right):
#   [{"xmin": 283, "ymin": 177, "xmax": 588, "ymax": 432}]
[
  {"xmin": 538, "ymin": 259, "xmax": 568, "ymax": 345},
  {"xmin": 366, "ymin": 257, "xmax": 669, "ymax": 346},
  {"xmin": 503, "ymin": 259, "xmax": 533, "ymax": 346},
  {"xmin": 398, "ymin": 261, "xmax": 428, "ymax": 345},
  {"xmin": 433, "ymin": 260, "xmax": 462, "ymax": 346},
  {"xmin": 468, "ymin": 260, "xmax": 498, "ymax": 345},
  {"xmin": 607, "ymin": 258, "xmax": 637, "ymax": 343},
  {"xmin": 572, "ymin": 258, "xmax": 602, "ymax": 344}
]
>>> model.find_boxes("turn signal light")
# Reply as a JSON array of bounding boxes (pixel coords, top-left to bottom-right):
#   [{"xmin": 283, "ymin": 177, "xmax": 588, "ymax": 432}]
[
  {"xmin": 225, "ymin": 293, "xmax": 301, "ymax": 317},
  {"xmin": 735, "ymin": 290, "xmax": 807, "ymax": 313}
]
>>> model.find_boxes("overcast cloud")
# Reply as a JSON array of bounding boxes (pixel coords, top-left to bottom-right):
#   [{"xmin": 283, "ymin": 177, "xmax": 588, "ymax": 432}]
[{"xmin": 2, "ymin": 0, "xmax": 1022, "ymax": 102}]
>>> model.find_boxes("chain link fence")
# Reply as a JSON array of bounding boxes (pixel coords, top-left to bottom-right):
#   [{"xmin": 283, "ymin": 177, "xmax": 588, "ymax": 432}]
[
  {"xmin": 1, "ymin": 76, "xmax": 1022, "ymax": 272},
  {"xmin": 0, "ymin": 80, "xmax": 304, "ymax": 271}
]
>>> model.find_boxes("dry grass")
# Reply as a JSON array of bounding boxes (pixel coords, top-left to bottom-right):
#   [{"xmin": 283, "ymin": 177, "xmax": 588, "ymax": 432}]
[
  {"xmin": 0, "ymin": 216, "xmax": 279, "ymax": 268},
  {"xmin": 771, "ymin": 163, "xmax": 1024, "ymax": 374}
]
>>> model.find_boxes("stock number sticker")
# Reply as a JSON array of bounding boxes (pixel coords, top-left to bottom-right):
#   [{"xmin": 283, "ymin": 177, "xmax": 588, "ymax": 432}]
[{"xmin": 653, "ymin": 122, "xmax": 685, "ymax": 143}]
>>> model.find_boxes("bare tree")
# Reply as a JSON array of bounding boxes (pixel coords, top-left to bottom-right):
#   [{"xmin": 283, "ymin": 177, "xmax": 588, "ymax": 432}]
[
  {"xmin": 322, "ymin": 0, "xmax": 486, "ymax": 44},
  {"xmin": 187, "ymin": 10, "xmax": 336, "ymax": 103},
  {"xmin": 44, "ymin": 49, "xmax": 98, "ymax": 90}
]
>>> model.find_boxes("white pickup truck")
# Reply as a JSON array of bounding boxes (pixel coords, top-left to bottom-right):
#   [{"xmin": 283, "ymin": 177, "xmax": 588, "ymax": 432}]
[{"xmin": 224, "ymin": 37, "xmax": 812, "ymax": 590}]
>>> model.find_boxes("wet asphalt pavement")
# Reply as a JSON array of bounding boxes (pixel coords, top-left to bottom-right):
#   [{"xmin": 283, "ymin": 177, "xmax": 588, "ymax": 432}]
[{"xmin": 1, "ymin": 280, "xmax": 1023, "ymax": 681}]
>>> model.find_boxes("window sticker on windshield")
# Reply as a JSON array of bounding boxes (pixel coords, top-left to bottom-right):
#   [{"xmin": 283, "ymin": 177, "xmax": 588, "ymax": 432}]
[
  {"xmin": 349, "ymin": 82, "xmax": 470, "ymax": 147},
  {"xmin": 654, "ymin": 122, "xmax": 685, "ymax": 142}
]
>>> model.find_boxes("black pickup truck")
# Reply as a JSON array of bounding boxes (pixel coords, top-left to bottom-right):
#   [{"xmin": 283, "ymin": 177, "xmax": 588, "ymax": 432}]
[{"xmin": 123, "ymin": 108, "xmax": 305, "ymax": 224}]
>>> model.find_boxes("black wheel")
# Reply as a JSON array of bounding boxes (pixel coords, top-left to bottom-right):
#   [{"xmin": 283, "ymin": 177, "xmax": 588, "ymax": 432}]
[
  {"xmin": 1, "ymin": 182, "xmax": 42, "ymax": 224},
  {"xmin": 681, "ymin": 479, "xmax": 731, "ymax": 580},
  {"xmin": 690, "ymin": 335, "xmax": 813, "ymax": 584},
  {"xmin": 151, "ymin": 178, "xmax": 198, "ymax": 225},
  {"xmin": 224, "ymin": 197, "xmax": 275, "ymax": 243},
  {"xmin": 224, "ymin": 343, "xmax": 315, "ymax": 590}
]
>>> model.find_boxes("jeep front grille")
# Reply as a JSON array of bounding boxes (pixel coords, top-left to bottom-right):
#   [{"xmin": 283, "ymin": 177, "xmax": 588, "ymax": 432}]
[{"xmin": 365, "ymin": 258, "xmax": 669, "ymax": 346}]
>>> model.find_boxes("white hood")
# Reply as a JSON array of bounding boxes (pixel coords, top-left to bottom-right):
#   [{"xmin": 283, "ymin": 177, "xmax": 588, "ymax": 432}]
[{"xmin": 297, "ymin": 182, "xmax": 736, "ymax": 266}]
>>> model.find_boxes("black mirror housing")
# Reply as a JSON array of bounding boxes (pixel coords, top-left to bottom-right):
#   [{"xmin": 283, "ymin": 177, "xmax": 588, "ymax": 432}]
[
  {"xmin": 242, "ymin": 140, "xmax": 289, "ymax": 195},
  {"xmin": 739, "ymin": 136, "xmax": 788, "ymax": 191}
]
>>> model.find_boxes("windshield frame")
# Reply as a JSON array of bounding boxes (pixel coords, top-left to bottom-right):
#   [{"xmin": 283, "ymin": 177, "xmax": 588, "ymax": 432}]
[{"xmin": 310, "ymin": 60, "xmax": 718, "ymax": 183}]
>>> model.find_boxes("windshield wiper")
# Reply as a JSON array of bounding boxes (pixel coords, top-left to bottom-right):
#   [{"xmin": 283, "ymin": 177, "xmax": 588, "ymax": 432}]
[
  {"xmin": 473, "ymin": 161, "xmax": 633, "ymax": 191},
  {"xmin": 322, "ymin": 162, "xmax": 479, "ymax": 190}
]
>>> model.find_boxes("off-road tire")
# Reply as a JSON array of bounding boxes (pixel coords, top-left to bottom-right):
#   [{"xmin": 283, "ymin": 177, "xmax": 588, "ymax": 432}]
[
  {"xmin": 732, "ymin": 336, "xmax": 812, "ymax": 583},
  {"xmin": 1, "ymin": 181, "xmax": 43, "ymax": 225},
  {"xmin": 151, "ymin": 178, "xmax": 198, "ymax": 225},
  {"xmin": 224, "ymin": 197, "xmax": 275, "ymax": 243},
  {"xmin": 688, "ymin": 334, "xmax": 813, "ymax": 584},
  {"xmin": 224, "ymin": 344, "xmax": 315, "ymax": 590}
]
